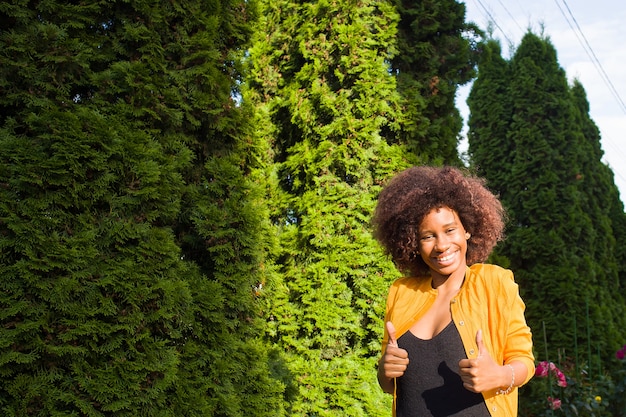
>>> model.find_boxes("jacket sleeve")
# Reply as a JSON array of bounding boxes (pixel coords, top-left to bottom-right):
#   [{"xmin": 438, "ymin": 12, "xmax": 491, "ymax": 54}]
[
  {"xmin": 380, "ymin": 281, "xmax": 397, "ymax": 355},
  {"xmin": 501, "ymin": 272, "xmax": 535, "ymax": 386}
]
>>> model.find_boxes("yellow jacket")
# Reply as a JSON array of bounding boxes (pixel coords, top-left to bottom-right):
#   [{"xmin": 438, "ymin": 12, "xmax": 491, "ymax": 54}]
[{"xmin": 381, "ymin": 263, "xmax": 534, "ymax": 417}]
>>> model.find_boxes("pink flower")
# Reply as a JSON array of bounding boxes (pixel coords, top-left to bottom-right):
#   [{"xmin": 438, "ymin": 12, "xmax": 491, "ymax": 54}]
[
  {"xmin": 534, "ymin": 361, "xmax": 567, "ymax": 386},
  {"xmin": 535, "ymin": 361, "xmax": 549, "ymax": 377},
  {"xmin": 548, "ymin": 397, "xmax": 562, "ymax": 410},
  {"xmin": 617, "ymin": 347, "xmax": 625, "ymax": 360},
  {"xmin": 552, "ymin": 369, "xmax": 567, "ymax": 387}
]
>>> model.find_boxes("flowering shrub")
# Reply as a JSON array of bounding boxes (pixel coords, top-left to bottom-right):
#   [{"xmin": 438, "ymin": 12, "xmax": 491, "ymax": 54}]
[
  {"xmin": 532, "ymin": 361, "xmax": 569, "ymax": 412},
  {"xmin": 518, "ymin": 343, "xmax": 626, "ymax": 416},
  {"xmin": 520, "ymin": 359, "xmax": 612, "ymax": 417},
  {"xmin": 536, "ymin": 361, "xmax": 568, "ymax": 387},
  {"xmin": 547, "ymin": 396, "xmax": 562, "ymax": 410}
]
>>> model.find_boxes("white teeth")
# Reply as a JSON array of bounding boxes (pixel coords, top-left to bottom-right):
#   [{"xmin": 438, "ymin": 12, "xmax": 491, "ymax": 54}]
[{"xmin": 437, "ymin": 254, "xmax": 454, "ymax": 262}]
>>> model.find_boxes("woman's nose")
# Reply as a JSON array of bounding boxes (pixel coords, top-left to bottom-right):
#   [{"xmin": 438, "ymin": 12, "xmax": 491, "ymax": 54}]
[{"xmin": 434, "ymin": 236, "xmax": 450, "ymax": 252}]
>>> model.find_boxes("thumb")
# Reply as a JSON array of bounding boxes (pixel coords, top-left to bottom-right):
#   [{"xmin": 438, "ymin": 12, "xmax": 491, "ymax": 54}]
[
  {"xmin": 476, "ymin": 329, "xmax": 486, "ymax": 358},
  {"xmin": 386, "ymin": 321, "xmax": 398, "ymax": 347}
]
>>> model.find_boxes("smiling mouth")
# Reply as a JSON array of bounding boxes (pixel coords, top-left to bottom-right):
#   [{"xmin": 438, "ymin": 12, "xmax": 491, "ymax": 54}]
[{"xmin": 435, "ymin": 252, "xmax": 456, "ymax": 263}]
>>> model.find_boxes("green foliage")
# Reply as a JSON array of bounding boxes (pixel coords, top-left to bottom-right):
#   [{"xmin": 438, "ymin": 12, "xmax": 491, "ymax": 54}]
[
  {"xmin": 246, "ymin": 0, "xmax": 411, "ymax": 414},
  {"xmin": 244, "ymin": 0, "xmax": 482, "ymax": 416},
  {"xmin": 467, "ymin": 39, "xmax": 514, "ymax": 198},
  {"xmin": 245, "ymin": 0, "xmax": 480, "ymax": 414},
  {"xmin": 521, "ymin": 362, "xmax": 613, "ymax": 417},
  {"xmin": 0, "ymin": 79, "xmax": 191, "ymax": 417},
  {"xmin": 612, "ymin": 346, "xmax": 626, "ymax": 417},
  {"xmin": 468, "ymin": 31, "xmax": 626, "ymax": 411},
  {"xmin": 1, "ymin": 0, "xmax": 284, "ymax": 415},
  {"xmin": 391, "ymin": 0, "xmax": 481, "ymax": 163},
  {"xmin": 519, "ymin": 342, "xmax": 626, "ymax": 416},
  {"xmin": 7, "ymin": 1, "xmax": 625, "ymax": 416}
]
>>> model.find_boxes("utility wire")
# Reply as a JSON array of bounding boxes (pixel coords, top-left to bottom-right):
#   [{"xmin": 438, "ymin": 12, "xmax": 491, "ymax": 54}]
[
  {"xmin": 555, "ymin": 0, "xmax": 626, "ymax": 187},
  {"xmin": 555, "ymin": 0, "xmax": 626, "ymax": 115},
  {"xmin": 471, "ymin": 0, "xmax": 515, "ymax": 47},
  {"xmin": 468, "ymin": 0, "xmax": 626, "ymax": 199},
  {"xmin": 495, "ymin": 0, "xmax": 525, "ymax": 33}
]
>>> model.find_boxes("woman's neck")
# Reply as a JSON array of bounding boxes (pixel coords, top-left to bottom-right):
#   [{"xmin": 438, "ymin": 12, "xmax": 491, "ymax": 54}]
[{"xmin": 431, "ymin": 267, "xmax": 466, "ymax": 293}]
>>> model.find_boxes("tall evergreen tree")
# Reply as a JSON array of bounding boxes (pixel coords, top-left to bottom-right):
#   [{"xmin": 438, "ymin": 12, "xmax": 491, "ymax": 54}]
[
  {"xmin": 0, "ymin": 2, "xmax": 192, "ymax": 414},
  {"xmin": 246, "ymin": 0, "xmax": 411, "ymax": 414},
  {"xmin": 0, "ymin": 0, "xmax": 283, "ymax": 415},
  {"xmin": 467, "ymin": 32, "xmax": 626, "ymax": 370},
  {"xmin": 391, "ymin": 0, "xmax": 480, "ymax": 164},
  {"xmin": 569, "ymin": 80, "xmax": 626, "ymax": 354},
  {"xmin": 246, "ymin": 0, "xmax": 481, "ymax": 414},
  {"xmin": 467, "ymin": 38, "xmax": 514, "ymax": 201}
]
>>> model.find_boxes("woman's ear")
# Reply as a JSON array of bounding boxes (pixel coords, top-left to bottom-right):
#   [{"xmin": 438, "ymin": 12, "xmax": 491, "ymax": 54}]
[{"xmin": 465, "ymin": 232, "xmax": 471, "ymax": 240}]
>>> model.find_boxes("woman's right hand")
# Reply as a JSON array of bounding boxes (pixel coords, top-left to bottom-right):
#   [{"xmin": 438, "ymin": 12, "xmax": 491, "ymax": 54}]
[
  {"xmin": 378, "ymin": 321, "xmax": 409, "ymax": 393},
  {"xmin": 381, "ymin": 321, "xmax": 409, "ymax": 377}
]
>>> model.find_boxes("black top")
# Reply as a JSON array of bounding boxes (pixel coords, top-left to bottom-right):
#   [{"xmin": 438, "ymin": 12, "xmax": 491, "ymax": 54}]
[{"xmin": 396, "ymin": 321, "xmax": 490, "ymax": 417}]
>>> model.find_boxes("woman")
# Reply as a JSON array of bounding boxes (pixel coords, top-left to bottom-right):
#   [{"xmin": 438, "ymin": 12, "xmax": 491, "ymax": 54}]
[{"xmin": 373, "ymin": 166, "xmax": 534, "ymax": 417}]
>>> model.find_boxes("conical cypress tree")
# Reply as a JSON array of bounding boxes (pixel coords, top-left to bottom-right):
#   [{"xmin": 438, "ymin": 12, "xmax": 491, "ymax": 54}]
[
  {"xmin": 506, "ymin": 33, "xmax": 623, "ymax": 364},
  {"xmin": 467, "ymin": 38, "xmax": 515, "ymax": 200},
  {"xmin": 246, "ymin": 0, "xmax": 410, "ymax": 414},
  {"xmin": 0, "ymin": 0, "xmax": 284, "ymax": 415},
  {"xmin": 569, "ymin": 80, "xmax": 626, "ymax": 356},
  {"xmin": 391, "ymin": 0, "xmax": 480, "ymax": 164},
  {"xmin": 0, "ymin": 2, "xmax": 192, "ymax": 414},
  {"xmin": 468, "ymin": 32, "xmax": 626, "ymax": 369},
  {"xmin": 160, "ymin": 0, "xmax": 287, "ymax": 414}
]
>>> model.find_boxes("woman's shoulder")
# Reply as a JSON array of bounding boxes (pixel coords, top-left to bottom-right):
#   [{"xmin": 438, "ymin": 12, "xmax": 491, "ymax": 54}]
[
  {"xmin": 387, "ymin": 276, "xmax": 436, "ymax": 320},
  {"xmin": 466, "ymin": 264, "xmax": 520, "ymax": 305},
  {"xmin": 467, "ymin": 263, "xmax": 516, "ymax": 288},
  {"xmin": 391, "ymin": 274, "xmax": 432, "ymax": 287},
  {"xmin": 388, "ymin": 275, "xmax": 433, "ymax": 297}
]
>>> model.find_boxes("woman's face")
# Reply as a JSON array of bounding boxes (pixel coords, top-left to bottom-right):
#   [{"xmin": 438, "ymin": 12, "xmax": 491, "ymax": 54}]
[{"xmin": 417, "ymin": 207, "xmax": 469, "ymax": 280}]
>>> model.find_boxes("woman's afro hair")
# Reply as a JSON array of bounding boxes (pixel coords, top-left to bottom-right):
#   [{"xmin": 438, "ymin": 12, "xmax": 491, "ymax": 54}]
[{"xmin": 372, "ymin": 166, "xmax": 505, "ymax": 277}]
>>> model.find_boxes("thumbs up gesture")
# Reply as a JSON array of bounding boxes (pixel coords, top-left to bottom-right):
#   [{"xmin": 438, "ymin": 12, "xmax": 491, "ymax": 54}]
[
  {"xmin": 459, "ymin": 330, "xmax": 507, "ymax": 393},
  {"xmin": 380, "ymin": 321, "xmax": 409, "ymax": 379}
]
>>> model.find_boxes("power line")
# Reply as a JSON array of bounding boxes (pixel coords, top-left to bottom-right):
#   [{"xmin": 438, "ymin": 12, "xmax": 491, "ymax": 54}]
[
  {"xmin": 466, "ymin": 0, "xmax": 626, "ymax": 201},
  {"xmin": 495, "ymin": 0, "xmax": 524, "ymax": 33},
  {"xmin": 471, "ymin": 0, "xmax": 515, "ymax": 47},
  {"xmin": 555, "ymin": 0, "xmax": 626, "ymax": 115},
  {"xmin": 554, "ymin": 0, "xmax": 626, "ymax": 194}
]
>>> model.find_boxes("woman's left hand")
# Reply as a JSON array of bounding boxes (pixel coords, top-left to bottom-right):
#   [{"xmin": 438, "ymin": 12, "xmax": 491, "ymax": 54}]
[{"xmin": 458, "ymin": 329, "xmax": 510, "ymax": 393}]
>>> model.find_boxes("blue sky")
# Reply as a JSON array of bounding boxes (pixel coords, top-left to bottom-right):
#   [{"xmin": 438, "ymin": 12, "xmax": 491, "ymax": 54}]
[{"xmin": 457, "ymin": 0, "xmax": 626, "ymax": 203}]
